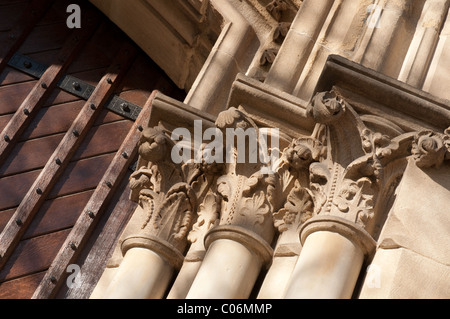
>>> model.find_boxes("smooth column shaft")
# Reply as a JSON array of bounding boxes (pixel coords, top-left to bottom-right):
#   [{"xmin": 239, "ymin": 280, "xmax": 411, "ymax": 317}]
[
  {"xmin": 103, "ymin": 247, "xmax": 173, "ymax": 299},
  {"xmin": 186, "ymin": 239, "xmax": 263, "ymax": 299},
  {"xmin": 284, "ymin": 231, "xmax": 364, "ymax": 299}
]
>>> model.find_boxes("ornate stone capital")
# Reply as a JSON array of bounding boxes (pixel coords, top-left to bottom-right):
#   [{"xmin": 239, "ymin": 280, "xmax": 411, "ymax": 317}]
[{"xmin": 294, "ymin": 90, "xmax": 439, "ymax": 247}]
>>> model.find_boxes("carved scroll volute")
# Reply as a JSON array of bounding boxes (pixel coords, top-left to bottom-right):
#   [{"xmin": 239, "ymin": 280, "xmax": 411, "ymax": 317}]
[{"xmin": 411, "ymin": 129, "xmax": 450, "ymax": 168}]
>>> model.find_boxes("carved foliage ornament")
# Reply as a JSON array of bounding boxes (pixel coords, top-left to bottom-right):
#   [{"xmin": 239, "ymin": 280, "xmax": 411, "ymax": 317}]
[
  {"xmin": 128, "ymin": 126, "xmax": 218, "ymax": 252},
  {"xmin": 293, "ymin": 90, "xmax": 450, "ymax": 233}
]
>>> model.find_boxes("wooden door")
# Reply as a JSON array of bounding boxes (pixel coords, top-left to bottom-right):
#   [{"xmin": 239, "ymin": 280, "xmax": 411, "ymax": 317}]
[{"xmin": 0, "ymin": 0, "xmax": 185, "ymax": 299}]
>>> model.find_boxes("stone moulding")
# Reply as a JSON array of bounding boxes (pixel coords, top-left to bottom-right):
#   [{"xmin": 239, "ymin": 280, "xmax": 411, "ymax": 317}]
[
  {"xmin": 121, "ymin": 235, "xmax": 185, "ymax": 270},
  {"xmin": 299, "ymin": 215, "xmax": 377, "ymax": 257},
  {"xmin": 204, "ymin": 225, "xmax": 274, "ymax": 266}
]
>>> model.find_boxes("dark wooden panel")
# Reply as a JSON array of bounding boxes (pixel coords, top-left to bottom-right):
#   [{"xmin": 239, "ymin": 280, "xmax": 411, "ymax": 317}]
[
  {"xmin": 0, "ymin": 133, "xmax": 62, "ymax": 177},
  {"xmin": 0, "ymin": 120, "xmax": 131, "ymax": 177},
  {"xmin": 20, "ymin": 100, "xmax": 85, "ymax": 140},
  {"xmin": 0, "ymin": 229, "xmax": 71, "ymax": 281},
  {"xmin": 0, "ymin": 66, "xmax": 34, "ymax": 86},
  {"xmin": 0, "ymin": 152, "xmax": 115, "ymax": 212},
  {"xmin": 72, "ymin": 120, "xmax": 133, "ymax": 161},
  {"xmin": 48, "ymin": 153, "xmax": 115, "ymax": 199},
  {"xmin": 0, "ymin": 1, "xmax": 30, "ymax": 32},
  {"xmin": 0, "ymin": 9, "xmax": 100, "ymax": 167},
  {"xmin": 0, "ymin": 80, "xmax": 37, "ymax": 115},
  {"xmin": 17, "ymin": 22, "xmax": 72, "ymax": 55},
  {"xmin": 0, "ymin": 272, "xmax": 45, "ymax": 299},
  {"xmin": 0, "ymin": 169, "xmax": 40, "ymax": 211},
  {"xmin": 0, "ymin": 0, "xmax": 54, "ymax": 75},
  {"xmin": 24, "ymin": 190, "xmax": 94, "ymax": 239},
  {"xmin": 0, "ymin": 208, "xmax": 15, "ymax": 234}
]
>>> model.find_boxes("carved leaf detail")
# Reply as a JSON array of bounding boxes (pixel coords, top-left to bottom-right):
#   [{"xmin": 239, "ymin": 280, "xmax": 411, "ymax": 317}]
[
  {"xmin": 273, "ymin": 182, "xmax": 313, "ymax": 232},
  {"xmin": 188, "ymin": 193, "xmax": 220, "ymax": 243},
  {"xmin": 241, "ymin": 191, "xmax": 270, "ymax": 225}
]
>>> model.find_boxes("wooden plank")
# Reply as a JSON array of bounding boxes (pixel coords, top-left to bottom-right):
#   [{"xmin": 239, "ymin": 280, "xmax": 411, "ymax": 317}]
[
  {"xmin": 0, "ymin": 66, "xmax": 34, "ymax": 85},
  {"xmin": 0, "ymin": 133, "xmax": 62, "ymax": 177},
  {"xmin": 0, "ymin": 153, "xmax": 114, "ymax": 212},
  {"xmin": 0, "ymin": 81, "xmax": 37, "ymax": 115},
  {"xmin": 0, "ymin": 120, "xmax": 131, "ymax": 177},
  {"xmin": 0, "ymin": 0, "xmax": 54, "ymax": 77},
  {"xmin": 32, "ymin": 91, "xmax": 156, "ymax": 299},
  {"xmin": 0, "ymin": 229, "xmax": 71, "ymax": 281},
  {"xmin": 0, "ymin": 170, "xmax": 40, "ymax": 211},
  {"xmin": 0, "ymin": 42, "xmax": 137, "ymax": 274},
  {"xmin": 0, "ymin": 272, "xmax": 45, "ymax": 299},
  {"xmin": 0, "ymin": 9, "xmax": 99, "ymax": 168},
  {"xmin": 17, "ymin": 20, "xmax": 72, "ymax": 55},
  {"xmin": 23, "ymin": 190, "xmax": 95, "ymax": 240},
  {"xmin": 0, "ymin": 2, "xmax": 30, "ymax": 32}
]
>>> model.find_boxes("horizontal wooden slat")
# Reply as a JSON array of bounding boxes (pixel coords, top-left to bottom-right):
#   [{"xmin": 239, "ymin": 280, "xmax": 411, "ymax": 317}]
[
  {"xmin": 32, "ymin": 91, "xmax": 156, "ymax": 299},
  {"xmin": 0, "ymin": 229, "xmax": 71, "ymax": 281},
  {"xmin": 0, "ymin": 120, "xmax": 131, "ymax": 177},
  {"xmin": 0, "ymin": 272, "xmax": 45, "ymax": 299},
  {"xmin": 0, "ymin": 81, "xmax": 37, "ymax": 115},
  {"xmin": 0, "ymin": 153, "xmax": 115, "ymax": 212},
  {"xmin": 23, "ymin": 190, "xmax": 95, "ymax": 240},
  {"xmin": 0, "ymin": 170, "xmax": 40, "ymax": 211},
  {"xmin": 17, "ymin": 21, "xmax": 72, "ymax": 55},
  {"xmin": 0, "ymin": 134, "xmax": 62, "ymax": 177}
]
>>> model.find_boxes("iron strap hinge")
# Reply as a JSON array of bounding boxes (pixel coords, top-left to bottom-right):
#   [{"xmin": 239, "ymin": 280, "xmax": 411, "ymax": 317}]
[{"xmin": 7, "ymin": 53, "xmax": 142, "ymax": 121}]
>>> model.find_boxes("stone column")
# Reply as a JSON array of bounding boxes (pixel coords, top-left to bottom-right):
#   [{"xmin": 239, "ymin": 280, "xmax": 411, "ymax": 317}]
[
  {"xmin": 185, "ymin": 107, "xmax": 278, "ymax": 299},
  {"xmin": 398, "ymin": 0, "xmax": 450, "ymax": 88},
  {"xmin": 102, "ymin": 238, "xmax": 182, "ymax": 299},
  {"xmin": 186, "ymin": 226, "xmax": 272, "ymax": 299},
  {"xmin": 258, "ymin": 177, "xmax": 317, "ymax": 299},
  {"xmin": 167, "ymin": 192, "xmax": 221, "ymax": 299},
  {"xmin": 284, "ymin": 217, "xmax": 374, "ymax": 298},
  {"xmin": 281, "ymin": 90, "xmax": 415, "ymax": 298}
]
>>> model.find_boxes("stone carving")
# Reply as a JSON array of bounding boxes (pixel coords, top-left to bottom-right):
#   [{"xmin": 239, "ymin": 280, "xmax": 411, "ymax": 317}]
[
  {"xmin": 260, "ymin": 48, "xmax": 279, "ymax": 66},
  {"xmin": 127, "ymin": 127, "xmax": 197, "ymax": 252},
  {"xmin": 411, "ymin": 130, "xmax": 449, "ymax": 168},
  {"xmin": 212, "ymin": 107, "xmax": 277, "ymax": 239},
  {"xmin": 296, "ymin": 91, "xmax": 450, "ymax": 247},
  {"xmin": 187, "ymin": 192, "xmax": 221, "ymax": 248},
  {"xmin": 266, "ymin": 0, "xmax": 288, "ymax": 21},
  {"xmin": 273, "ymin": 180, "xmax": 313, "ymax": 233},
  {"xmin": 300, "ymin": 90, "xmax": 414, "ymax": 235},
  {"xmin": 273, "ymin": 22, "xmax": 291, "ymax": 43}
]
